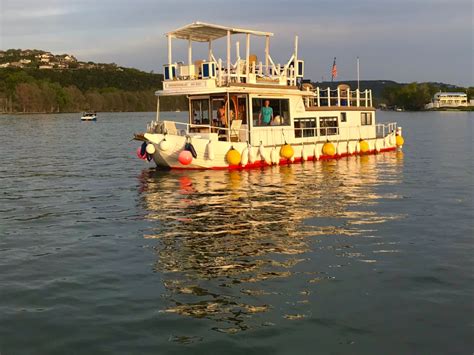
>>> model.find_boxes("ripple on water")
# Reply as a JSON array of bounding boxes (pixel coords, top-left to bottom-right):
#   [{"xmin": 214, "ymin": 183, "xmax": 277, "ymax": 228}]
[{"xmin": 136, "ymin": 154, "xmax": 406, "ymax": 334}]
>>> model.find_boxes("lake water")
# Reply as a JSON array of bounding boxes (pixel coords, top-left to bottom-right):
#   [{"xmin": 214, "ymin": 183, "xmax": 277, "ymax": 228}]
[{"xmin": 0, "ymin": 111, "xmax": 472, "ymax": 354}]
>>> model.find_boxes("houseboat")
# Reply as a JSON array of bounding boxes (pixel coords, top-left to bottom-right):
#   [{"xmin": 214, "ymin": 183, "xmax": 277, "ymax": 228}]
[{"xmin": 135, "ymin": 22, "xmax": 404, "ymax": 169}]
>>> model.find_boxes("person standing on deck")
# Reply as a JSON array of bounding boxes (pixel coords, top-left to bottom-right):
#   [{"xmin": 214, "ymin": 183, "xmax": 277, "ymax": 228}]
[
  {"xmin": 259, "ymin": 100, "xmax": 273, "ymax": 125},
  {"xmin": 217, "ymin": 104, "xmax": 227, "ymax": 127}
]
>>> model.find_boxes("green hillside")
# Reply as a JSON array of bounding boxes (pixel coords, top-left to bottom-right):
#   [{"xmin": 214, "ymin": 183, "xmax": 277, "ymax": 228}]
[{"xmin": 0, "ymin": 49, "xmax": 187, "ymax": 114}]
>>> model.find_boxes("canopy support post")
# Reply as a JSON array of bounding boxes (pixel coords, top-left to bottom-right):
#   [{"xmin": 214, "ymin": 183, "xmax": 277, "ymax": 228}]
[
  {"xmin": 245, "ymin": 34, "xmax": 250, "ymax": 82},
  {"xmin": 156, "ymin": 96, "xmax": 160, "ymax": 122},
  {"xmin": 227, "ymin": 30, "xmax": 231, "ymax": 84},
  {"xmin": 294, "ymin": 35, "xmax": 298, "ymax": 85},
  {"xmin": 265, "ymin": 35, "xmax": 270, "ymax": 75},
  {"xmin": 188, "ymin": 37, "xmax": 192, "ymax": 66},
  {"xmin": 167, "ymin": 35, "xmax": 172, "ymax": 64},
  {"xmin": 208, "ymin": 40, "xmax": 212, "ymax": 62}
]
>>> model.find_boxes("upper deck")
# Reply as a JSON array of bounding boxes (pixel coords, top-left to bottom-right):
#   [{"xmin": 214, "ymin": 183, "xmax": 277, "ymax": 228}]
[
  {"xmin": 161, "ymin": 22, "xmax": 304, "ymax": 95},
  {"xmin": 159, "ymin": 22, "xmax": 373, "ymax": 109}
]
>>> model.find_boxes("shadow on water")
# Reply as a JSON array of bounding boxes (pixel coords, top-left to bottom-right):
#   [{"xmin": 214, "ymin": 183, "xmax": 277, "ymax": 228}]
[{"xmin": 136, "ymin": 152, "xmax": 405, "ymax": 336}]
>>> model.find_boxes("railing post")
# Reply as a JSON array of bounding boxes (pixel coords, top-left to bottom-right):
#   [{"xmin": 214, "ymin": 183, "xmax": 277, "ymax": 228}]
[
  {"xmin": 327, "ymin": 87, "xmax": 331, "ymax": 107},
  {"xmin": 348, "ymin": 89, "xmax": 351, "ymax": 107},
  {"xmin": 218, "ymin": 58, "xmax": 222, "ymax": 86},
  {"xmin": 369, "ymin": 90, "xmax": 372, "ymax": 107},
  {"xmin": 337, "ymin": 87, "xmax": 341, "ymax": 106},
  {"xmin": 317, "ymin": 87, "xmax": 321, "ymax": 107},
  {"xmin": 365, "ymin": 90, "xmax": 368, "ymax": 107},
  {"xmin": 356, "ymin": 89, "xmax": 360, "ymax": 107}
]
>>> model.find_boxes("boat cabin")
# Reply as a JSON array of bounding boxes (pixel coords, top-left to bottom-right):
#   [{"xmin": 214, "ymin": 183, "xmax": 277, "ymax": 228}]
[{"xmin": 154, "ymin": 22, "xmax": 380, "ymax": 147}]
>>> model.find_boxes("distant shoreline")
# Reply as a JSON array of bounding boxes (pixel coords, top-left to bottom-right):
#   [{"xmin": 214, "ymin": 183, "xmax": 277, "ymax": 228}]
[{"xmin": 0, "ymin": 110, "xmax": 156, "ymax": 115}]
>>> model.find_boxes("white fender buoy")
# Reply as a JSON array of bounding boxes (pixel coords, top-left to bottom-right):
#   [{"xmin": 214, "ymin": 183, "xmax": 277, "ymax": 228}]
[
  {"xmin": 271, "ymin": 147, "xmax": 279, "ymax": 164},
  {"xmin": 301, "ymin": 145, "xmax": 308, "ymax": 161},
  {"xmin": 248, "ymin": 145, "xmax": 256, "ymax": 163},
  {"xmin": 146, "ymin": 143, "xmax": 156, "ymax": 155},
  {"xmin": 206, "ymin": 140, "xmax": 214, "ymax": 160},
  {"xmin": 159, "ymin": 138, "xmax": 170, "ymax": 152},
  {"xmin": 290, "ymin": 156, "xmax": 295, "ymax": 163},
  {"xmin": 314, "ymin": 144, "xmax": 320, "ymax": 160},
  {"xmin": 258, "ymin": 142, "xmax": 265, "ymax": 159},
  {"xmin": 241, "ymin": 146, "xmax": 249, "ymax": 166}
]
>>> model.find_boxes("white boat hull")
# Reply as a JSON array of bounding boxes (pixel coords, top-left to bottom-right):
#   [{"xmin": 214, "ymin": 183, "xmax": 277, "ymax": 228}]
[
  {"xmin": 81, "ymin": 115, "xmax": 97, "ymax": 121},
  {"xmin": 143, "ymin": 132, "xmax": 399, "ymax": 170}
]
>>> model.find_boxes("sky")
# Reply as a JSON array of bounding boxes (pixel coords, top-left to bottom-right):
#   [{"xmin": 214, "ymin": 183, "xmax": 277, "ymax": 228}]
[{"xmin": 0, "ymin": 0, "xmax": 473, "ymax": 86}]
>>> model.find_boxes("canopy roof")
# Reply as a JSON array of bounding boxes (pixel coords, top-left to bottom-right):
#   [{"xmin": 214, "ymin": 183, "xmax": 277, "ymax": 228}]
[{"xmin": 166, "ymin": 21, "xmax": 273, "ymax": 42}]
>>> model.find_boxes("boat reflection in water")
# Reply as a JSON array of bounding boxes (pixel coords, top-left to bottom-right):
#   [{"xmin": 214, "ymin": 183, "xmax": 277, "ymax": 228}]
[{"xmin": 137, "ymin": 152, "xmax": 404, "ymax": 334}]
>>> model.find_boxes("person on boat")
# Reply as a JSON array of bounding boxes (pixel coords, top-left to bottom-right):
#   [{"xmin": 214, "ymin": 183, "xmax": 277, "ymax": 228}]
[
  {"xmin": 259, "ymin": 100, "xmax": 273, "ymax": 125},
  {"xmin": 217, "ymin": 104, "xmax": 227, "ymax": 127},
  {"xmin": 238, "ymin": 104, "xmax": 246, "ymax": 123}
]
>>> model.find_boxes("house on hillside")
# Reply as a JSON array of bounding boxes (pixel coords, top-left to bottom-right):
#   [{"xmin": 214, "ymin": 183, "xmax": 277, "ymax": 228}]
[
  {"xmin": 19, "ymin": 59, "xmax": 32, "ymax": 64},
  {"xmin": 10, "ymin": 62, "xmax": 24, "ymax": 68},
  {"xmin": 63, "ymin": 55, "xmax": 77, "ymax": 62},
  {"xmin": 0, "ymin": 63, "xmax": 10, "ymax": 68},
  {"xmin": 39, "ymin": 65, "xmax": 53, "ymax": 70}
]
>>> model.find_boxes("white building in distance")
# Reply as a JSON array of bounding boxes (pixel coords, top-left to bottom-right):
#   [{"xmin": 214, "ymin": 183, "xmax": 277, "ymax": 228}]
[{"xmin": 426, "ymin": 92, "xmax": 469, "ymax": 109}]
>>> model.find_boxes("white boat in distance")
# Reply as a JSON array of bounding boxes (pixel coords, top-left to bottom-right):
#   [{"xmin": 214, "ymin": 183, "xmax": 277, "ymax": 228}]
[
  {"xmin": 81, "ymin": 112, "xmax": 97, "ymax": 121},
  {"xmin": 135, "ymin": 22, "xmax": 405, "ymax": 169}
]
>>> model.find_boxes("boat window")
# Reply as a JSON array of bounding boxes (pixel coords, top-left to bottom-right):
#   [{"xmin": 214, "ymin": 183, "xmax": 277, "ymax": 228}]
[
  {"xmin": 294, "ymin": 118, "xmax": 317, "ymax": 138},
  {"xmin": 361, "ymin": 112, "xmax": 372, "ymax": 125},
  {"xmin": 341, "ymin": 112, "xmax": 347, "ymax": 122},
  {"xmin": 252, "ymin": 98, "xmax": 290, "ymax": 127},
  {"xmin": 191, "ymin": 99, "xmax": 210, "ymax": 124},
  {"xmin": 211, "ymin": 98, "xmax": 226, "ymax": 127},
  {"xmin": 319, "ymin": 117, "xmax": 338, "ymax": 136},
  {"xmin": 237, "ymin": 96, "xmax": 247, "ymax": 124}
]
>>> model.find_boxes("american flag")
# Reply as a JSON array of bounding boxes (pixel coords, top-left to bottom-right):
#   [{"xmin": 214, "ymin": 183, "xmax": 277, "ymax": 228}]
[{"xmin": 331, "ymin": 57, "xmax": 337, "ymax": 81}]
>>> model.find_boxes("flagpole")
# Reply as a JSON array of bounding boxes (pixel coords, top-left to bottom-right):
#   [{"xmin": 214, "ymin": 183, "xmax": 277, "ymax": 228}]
[
  {"xmin": 331, "ymin": 57, "xmax": 336, "ymax": 82},
  {"xmin": 357, "ymin": 56, "xmax": 360, "ymax": 90}
]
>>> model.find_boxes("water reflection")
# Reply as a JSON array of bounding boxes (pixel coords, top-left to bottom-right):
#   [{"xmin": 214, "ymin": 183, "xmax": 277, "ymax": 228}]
[{"xmin": 137, "ymin": 153, "xmax": 404, "ymax": 334}]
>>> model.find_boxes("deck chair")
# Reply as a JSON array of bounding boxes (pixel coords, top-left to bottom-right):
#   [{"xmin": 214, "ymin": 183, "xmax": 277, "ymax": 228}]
[
  {"xmin": 229, "ymin": 119, "xmax": 242, "ymax": 142},
  {"xmin": 163, "ymin": 121, "xmax": 178, "ymax": 135}
]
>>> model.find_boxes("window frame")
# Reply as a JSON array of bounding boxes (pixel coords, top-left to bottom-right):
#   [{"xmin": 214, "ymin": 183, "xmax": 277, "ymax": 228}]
[
  {"xmin": 361, "ymin": 112, "xmax": 373, "ymax": 126},
  {"xmin": 294, "ymin": 117, "xmax": 317, "ymax": 138},
  {"xmin": 190, "ymin": 97, "xmax": 210, "ymax": 125},
  {"xmin": 319, "ymin": 116, "xmax": 339, "ymax": 136},
  {"xmin": 251, "ymin": 98, "xmax": 291, "ymax": 127}
]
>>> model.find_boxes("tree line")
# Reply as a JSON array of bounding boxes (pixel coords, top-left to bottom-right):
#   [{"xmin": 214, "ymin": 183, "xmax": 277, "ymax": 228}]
[{"xmin": 0, "ymin": 68, "xmax": 186, "ymax": 113}]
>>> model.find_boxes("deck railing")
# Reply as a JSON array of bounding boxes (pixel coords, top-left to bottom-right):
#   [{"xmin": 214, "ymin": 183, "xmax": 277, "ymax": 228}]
[
  {"xmin": 305, "ymin": 87, "xmax": 373, "ymax": 108},
  {"xmin": 164, "ymin": 54, "xmax": 300, "ymax": 87}
]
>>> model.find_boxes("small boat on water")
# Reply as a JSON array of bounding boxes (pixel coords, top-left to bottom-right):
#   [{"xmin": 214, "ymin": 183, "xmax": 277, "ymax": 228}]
[
  {"xmin": 134, "ymin": 22, "xmax": 405, "ymax": 169},
  {"xmin": 81, "ymin": 112, "xmax": 97, "ymax": 121}
]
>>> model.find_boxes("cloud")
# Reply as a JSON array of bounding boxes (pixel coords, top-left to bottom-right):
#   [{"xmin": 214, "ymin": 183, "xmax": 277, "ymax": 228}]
[{"xmin": 0, "ymin": 0, "xmax": 472, "ymax": 86}]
